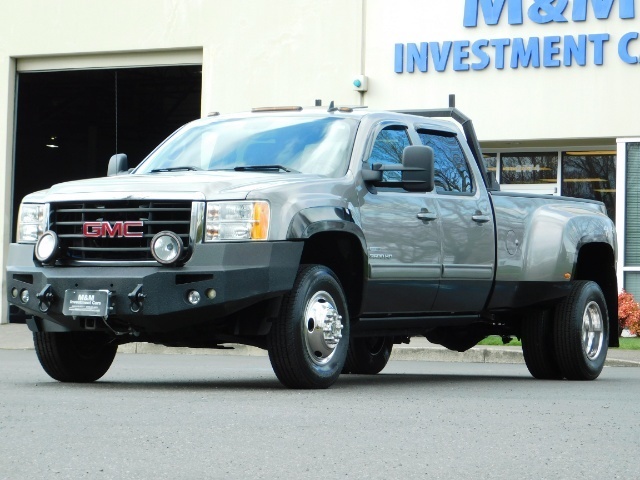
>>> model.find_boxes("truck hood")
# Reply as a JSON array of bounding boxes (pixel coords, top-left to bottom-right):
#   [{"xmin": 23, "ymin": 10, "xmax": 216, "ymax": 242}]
[{"xmin": 22, "ymin": 171, "xmax": 326, "ymax": 203}]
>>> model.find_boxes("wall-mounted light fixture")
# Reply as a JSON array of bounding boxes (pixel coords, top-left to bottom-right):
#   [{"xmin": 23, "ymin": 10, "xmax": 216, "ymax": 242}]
[{"xmin": 45, "ymin": 135, "xmax": 59, "ymax": 148}]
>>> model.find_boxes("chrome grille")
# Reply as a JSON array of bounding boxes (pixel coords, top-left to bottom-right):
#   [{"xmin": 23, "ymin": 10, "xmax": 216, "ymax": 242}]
[{"xmin": 50, "ymin": 200, "xmax": 193, "ymax": 261}]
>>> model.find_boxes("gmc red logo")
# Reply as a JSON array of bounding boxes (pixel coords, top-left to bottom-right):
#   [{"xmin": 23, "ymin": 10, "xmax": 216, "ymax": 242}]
[{"xmin": 83, "ymin": 221, "xmax": 144, "ymax": 238}]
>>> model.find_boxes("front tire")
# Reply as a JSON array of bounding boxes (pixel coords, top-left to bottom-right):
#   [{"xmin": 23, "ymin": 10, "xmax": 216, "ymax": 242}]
[
  {"xmin": 268, "ymin": 265, "xmax": 349, "ymax": 389},
  {"xmin": 343, "ymin": 336, "xmax": 393, "ymax": 375},
  {"xmin": 553, "ymin": 281, "xmax": 609, "ymax": 380},
  {"xmin": 34, "ymin": 331, "xmax": 117, "ymax": 382}
]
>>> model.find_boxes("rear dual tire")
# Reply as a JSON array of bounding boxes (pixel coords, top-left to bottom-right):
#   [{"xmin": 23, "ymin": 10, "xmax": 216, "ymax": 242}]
[
  {"xmin": 553, "ymin": 281, "xmax": 608, "ymax": 380},
  {"xmin": 521, "ymin": 309, "xmax": 562, "ymax": 379},
  {"xmin": 521, "ymin": 281, "xmax": 608, "ymax": 381},
  {"xmin": 343, "ymin": 336, "xmax": 393, "ymax": 375}
]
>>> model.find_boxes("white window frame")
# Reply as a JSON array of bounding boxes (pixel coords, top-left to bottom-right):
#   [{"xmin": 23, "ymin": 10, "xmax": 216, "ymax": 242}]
[{"xmin": 616, "ymin": 138, "xmax": 640, "ymax": 293}]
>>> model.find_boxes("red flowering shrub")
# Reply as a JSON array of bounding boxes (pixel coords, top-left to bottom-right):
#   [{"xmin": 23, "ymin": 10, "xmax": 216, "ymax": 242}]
[{"xmin": 618, "ymin": 290, "xmax": 640, "ymax": 336}]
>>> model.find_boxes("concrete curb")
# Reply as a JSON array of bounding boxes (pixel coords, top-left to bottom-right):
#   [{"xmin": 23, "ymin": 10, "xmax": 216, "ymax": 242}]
[
  {"xmin": 117, "ymin": 343, "xmax": 268, "ymax": 356},
  {"xmin": 2, "ymin": 324, "xmax": 639, "ymax": 367},
  {"xmin": 390, "ymin": 346, "xmax": 525, "ymax": 364},
  {"xmin": 390, "ymin": 345, "xmax": 640, "ymax": 367},
  {"xmin": 117, "ymin": 342, "xmax": 640, "ymax": 367},
  {"xmin": 602, "ymin": 358, "xmax": 640, "ymax": 367}
]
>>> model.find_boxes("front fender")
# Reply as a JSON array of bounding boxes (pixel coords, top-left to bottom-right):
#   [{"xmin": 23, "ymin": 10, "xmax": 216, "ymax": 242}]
[{"xmin": 287, "ymin": 206, "xmax": 367, "ymax": 251}]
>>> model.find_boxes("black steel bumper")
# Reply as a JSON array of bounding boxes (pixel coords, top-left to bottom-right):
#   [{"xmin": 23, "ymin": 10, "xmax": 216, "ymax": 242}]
[{"xmin": 6, "ymin": 241, "xmax": 303, "ymax": 332}]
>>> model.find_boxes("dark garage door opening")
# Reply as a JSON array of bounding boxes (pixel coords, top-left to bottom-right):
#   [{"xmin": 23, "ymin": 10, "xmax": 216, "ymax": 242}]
[{"xmin": 13, "ymin": 64, "xmax": 202, "ymax": 240}]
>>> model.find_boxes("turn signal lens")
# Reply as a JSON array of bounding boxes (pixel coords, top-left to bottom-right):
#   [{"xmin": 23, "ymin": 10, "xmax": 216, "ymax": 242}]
[{"xmin": 251, "ymin": 202, "xmax": 270, "ymax": 240}]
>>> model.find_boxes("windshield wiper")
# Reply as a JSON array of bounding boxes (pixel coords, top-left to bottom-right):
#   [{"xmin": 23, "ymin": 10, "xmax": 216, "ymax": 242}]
[
  {"xmin": 150, "ymin": 166, "xmax": 202, "ymax": 173},
  {"xmin": 234, "ymin": 165, "xmax": 298, "ymax": 173}
]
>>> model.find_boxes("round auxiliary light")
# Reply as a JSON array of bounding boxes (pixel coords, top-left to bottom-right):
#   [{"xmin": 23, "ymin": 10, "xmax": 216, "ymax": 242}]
[
  {"xmin": 151, "ymin": 231, "xmax": 183, "ymax": 265},
  {"xmin": 20, "ymin": 289, "xmax": 30, "ymax": 304},
  {"xmin": 35, "ymin": 231, "xmax": 59, "ymax": 264},
  {"xmin": 205, "ymin": 288, "xmax": 217, "ymax": 300},
  {"xmin": 187, "ymin": 290, "xmax": 201, "ymax": 305}
]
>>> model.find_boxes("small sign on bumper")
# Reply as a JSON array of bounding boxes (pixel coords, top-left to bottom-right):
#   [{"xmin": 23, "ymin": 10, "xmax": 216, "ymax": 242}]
[{"xmin": 62, "ymin": 289, "xmax": 110, "ymax": 317}]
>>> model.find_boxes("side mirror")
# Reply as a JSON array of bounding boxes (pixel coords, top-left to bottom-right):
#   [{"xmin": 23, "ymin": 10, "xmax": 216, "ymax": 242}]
[
  {"xmin": 108, "ymin": 153, "xmax": 128, "ymax": 176},
  {"xmin": 402, "ymin": 145, "xmax": 434, "ymax": 192},
  {"xmin": 361, "ymin": 168, "xmax": 383, "ymax": 183}
]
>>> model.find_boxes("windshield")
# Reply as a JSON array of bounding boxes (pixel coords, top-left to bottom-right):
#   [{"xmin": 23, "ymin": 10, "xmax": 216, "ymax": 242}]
[{"xmin": 135, "ymin": 116, "xmax": 358, "ymax": 177}]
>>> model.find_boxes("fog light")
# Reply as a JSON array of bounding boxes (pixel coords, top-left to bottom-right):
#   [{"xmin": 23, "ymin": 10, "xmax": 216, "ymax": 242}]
[
  {"xmin": 151, "ymin": 231, "xmax": 183, "ymax": 265},
  {"xmin": 187, "ymin": 290, "xmax": 201, "ymax": 305},
  {"xmin": 35, "ymin": 231, "xmax": 59, "ymax": 263},
  {"xmin": 11, "ymin": 288, "xmax": 18, "ymax": 298},
  {"xmin": 206, "ymin": 288, "xmax": 217, "ymax": 300},
  {"xmin": 20, "ymin": 289, "xmax": 30, "ymax": 304}
]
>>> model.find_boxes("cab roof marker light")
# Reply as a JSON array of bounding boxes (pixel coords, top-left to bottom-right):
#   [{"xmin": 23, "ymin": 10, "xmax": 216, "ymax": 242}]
[{"xmin": 251, "ymin": 106, "xmax": 303, "ymax": 113}]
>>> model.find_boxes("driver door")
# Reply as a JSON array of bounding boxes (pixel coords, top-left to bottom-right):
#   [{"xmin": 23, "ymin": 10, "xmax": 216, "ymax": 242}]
[{"xmin": 359, "ymin": 124, "xmax": 442, "ymax": 314}]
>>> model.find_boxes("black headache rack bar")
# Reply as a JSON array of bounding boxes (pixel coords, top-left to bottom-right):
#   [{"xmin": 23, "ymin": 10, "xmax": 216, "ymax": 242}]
[{"xmin": 393, "ymin": 107, "xmax": 500, "ymax": 192}]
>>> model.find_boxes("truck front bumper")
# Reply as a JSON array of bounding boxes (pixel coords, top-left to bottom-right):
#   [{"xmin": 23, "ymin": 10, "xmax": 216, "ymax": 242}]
[{"xmin": 6, "ymin": 241, "xmax": 303, "ymax": 332}]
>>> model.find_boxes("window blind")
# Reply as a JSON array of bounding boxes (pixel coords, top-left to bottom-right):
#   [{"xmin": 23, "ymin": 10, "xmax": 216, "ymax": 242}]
[{"xmin": 625, "ymin": 143, "xmax": 640, "ymax": 265}]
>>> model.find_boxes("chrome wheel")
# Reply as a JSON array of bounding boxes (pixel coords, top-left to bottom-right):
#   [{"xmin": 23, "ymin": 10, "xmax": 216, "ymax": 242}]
[
  {"xmin": 582, "ymin": 300, "xmax": 604, "ymax": 360},
  {"xmin": 302, "ymin": 291, "xmax": 343, "ymax": 365}
]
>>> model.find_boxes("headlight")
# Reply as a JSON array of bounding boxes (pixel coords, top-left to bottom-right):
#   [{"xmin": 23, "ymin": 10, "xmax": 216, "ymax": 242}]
[
  {"xmin": 17, "ymin": 203, "xmax": 48, "ymax": 243},
  {"xmin": 205, "ymin": 201, "xmax": 270, "ymax": 242}
]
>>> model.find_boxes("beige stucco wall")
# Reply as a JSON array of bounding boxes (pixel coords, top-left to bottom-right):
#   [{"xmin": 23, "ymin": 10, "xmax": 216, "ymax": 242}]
[{"xmin": 1, "ymin": 0, "xmax": 363, "ymax": 110}]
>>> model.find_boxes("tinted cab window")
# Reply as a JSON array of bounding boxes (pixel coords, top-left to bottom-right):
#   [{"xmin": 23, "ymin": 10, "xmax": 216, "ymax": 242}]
[
  {"xmin": 369, "ymin": 126, "xmax": 411, "ymax": 182},
  {"xmin": 418, "ymin": 130, "xmax": 473, "ymax": 194}
]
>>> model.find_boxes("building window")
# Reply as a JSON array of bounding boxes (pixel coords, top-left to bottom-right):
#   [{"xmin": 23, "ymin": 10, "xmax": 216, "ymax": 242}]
[
  {"xmin": 483, "ymin": 153, "xmax": 497, "ymax": 176},
  {"xmin": 562, "ymin": 151, "xmax": 616, "ymax": 221},
  {"xmin": 482, "ymin": 149, "xmax": 616, "ymax": 222},
  {"xmin": 500, "ymin": 152, "xmax": 558, "ymax": 185},
  {"xmin": 625, "ymin": 144, "xmax": 640, "ymax": 266}
]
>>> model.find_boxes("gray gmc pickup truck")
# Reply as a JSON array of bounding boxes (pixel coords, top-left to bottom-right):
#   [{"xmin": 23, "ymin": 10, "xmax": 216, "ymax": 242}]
[{"xmin": 6, "ymin": 106, "xmax": 617, "ymax": 388}]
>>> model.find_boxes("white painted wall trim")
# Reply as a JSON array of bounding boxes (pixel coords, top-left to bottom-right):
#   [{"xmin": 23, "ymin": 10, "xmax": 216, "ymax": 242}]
[
  {"xmin": 16, "ymin": 48, "xmax": 203, "ymax": 72},
  {"xmin": 1, "ymin": 58, "xmax": 17, "ymax": 324}
]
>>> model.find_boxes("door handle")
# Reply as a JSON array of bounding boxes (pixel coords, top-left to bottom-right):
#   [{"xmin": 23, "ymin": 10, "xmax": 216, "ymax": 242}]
[
  {"xmin": 472, "ymin": 214, "xmax": 491, "ymax": 223},
  {"xmin": 417, "ymin": 212, "xmax": 438, "ymax": 221}
]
